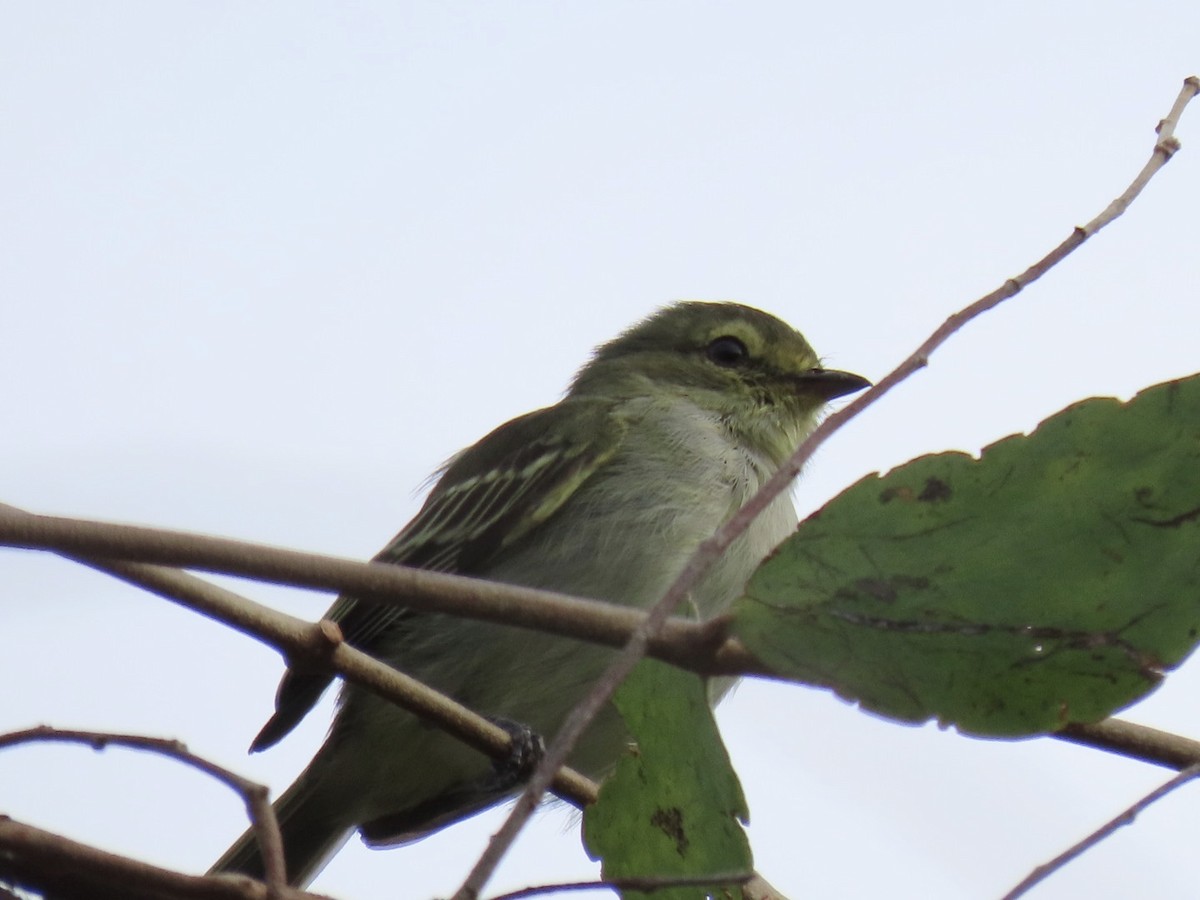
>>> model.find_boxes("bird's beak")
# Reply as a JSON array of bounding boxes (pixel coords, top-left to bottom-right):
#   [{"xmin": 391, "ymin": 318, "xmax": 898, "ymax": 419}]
[{"xmin": 795, "ymin": 368, "xmax": 872, "ymax": 400}]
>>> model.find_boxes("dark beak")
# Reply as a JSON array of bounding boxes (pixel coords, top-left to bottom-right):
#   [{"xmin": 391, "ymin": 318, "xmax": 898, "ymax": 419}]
[{"xmin": 796, "ymin": 368, "xmax": 872, "ymax": 401}]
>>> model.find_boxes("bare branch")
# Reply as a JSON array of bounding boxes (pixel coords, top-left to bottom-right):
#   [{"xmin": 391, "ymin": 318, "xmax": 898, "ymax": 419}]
[
  {"xmin": 0, "ymin": 541, "xmax": 601, "ymax": 810},
  {"xmin": 739, "ymin": 872, "xmax": 793, "ymax": 900},
  {"xmin": 0, "ymin": 726, "xmax": 288, "ymax": 890},
  {"xmin": 0, "ymin": 503, "xmax": 726, "ymax": 671},
  {"xmin": 1079, "ymin": 75, "xmax": 1198, "ymax": 235},
  {"xmin": 486, "ymin": 870, "xmax": 754, "ymax": 900},
  {"xmin": 3, "ymin": 502, "xmax": 1197, "ymax": 781},
  {"xmin": 488, "ymin": 880, "xmax": 618, "ymax": 900},
  {"xmin": 6, "ymin": 503, "xmax": 1200, "ymax": 806},
  {"xmin": 451, "ymin": 77, "xmax": 1198, "ymax": 900},
  {"xmin": 1001, "ymin": 764, "xmax": 1200, "ymax": 900},
  {"xmin": 0, "ymin": 814, "xmax": 327, "ymax": 900},
  {"xmin": 1056, "ymin": 719, "xmax": 1200, "ymax": 770}
]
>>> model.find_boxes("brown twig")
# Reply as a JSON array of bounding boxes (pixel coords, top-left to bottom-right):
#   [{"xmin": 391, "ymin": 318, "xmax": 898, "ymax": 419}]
[
  {"xmin": 486, "ymin": 870, "xmax": 754, "ymax": 900},
  {"xmin": 3, "ymin": 505, "xmax": 1198, "ymax": 780},
  {"xmin": 0, "ymin": 726, "xmax": 289, "ymax": 891},
  {"xmin": 0, "ymin": 538, "xmax": 601, "ymax": 810},
  {"xmin": 1000, "ymin": 763, "xmax": 1200, "ymax": 900},
  {"xmin": 450, "ymin": 76, "xmax": 1199, "ymax": 900},
  {"xmin": 0, "ymin": 503, "xmax": 732, "ymax": 673},
  {"xmin": 1055, "ymin": 719, "xmax": 1200, "ymax": 770},
  {"xmin": 0, "ymin": 815, "xmax": 328, "ymax": 900}
]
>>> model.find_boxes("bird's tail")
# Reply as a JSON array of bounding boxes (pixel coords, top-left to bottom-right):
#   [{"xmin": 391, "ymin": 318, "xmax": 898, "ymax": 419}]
[{"xmin": 208, "ymin": 759, "xmax": 354, "ymax": 888}]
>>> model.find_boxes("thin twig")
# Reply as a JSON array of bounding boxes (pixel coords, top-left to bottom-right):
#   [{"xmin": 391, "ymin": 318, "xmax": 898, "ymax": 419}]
[
  {"xmin": 487, "ymin": 870, "xmax": 753, "ymax": 900},
  {"xmin": 450, "ymin": 76, "xmax": 1198, "ymax": 900},
  {"xmin": 1000, "ymin": 764, "xmax": 1200, "ymax": 900},
  {"xmin": 1078, "ymin": 75, "xmax": 1196, "ymax": 235},
  {"xmin": 487, "ymin": 880, "xmax": 618, "ymax": 900},
  {"xmin": 3, "ymin": 513, "xmax": 1199, "ymax": 781},
  {"xmin": 0, "ymin": 725, "xmax": 289, "ymax": 891},
  {"xmin": 0, "ymin": 540, "xmax": 600, "ymax": 810},
  {"xmin": 0, "ymin": 503, "xmax": 733, "ymax": 672},
  {"xmin": 0, "ymin": 815, "xmax": 329, "ymax": 900},
  {"xmin": 1056, "ymin": 719, "xmax": 1200, "ymax": 771}
]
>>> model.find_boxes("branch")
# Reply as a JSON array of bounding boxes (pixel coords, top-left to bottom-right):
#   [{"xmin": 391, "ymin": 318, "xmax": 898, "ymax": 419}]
[
  {"xmin": 0, "ymin": 815, "xmax": 328, "ymax": 900},
  {"xmin": 4, "ymin": 504, "xmax": 1199, "ymax": 777},
  {"xmin": 0, "ymin": 502, "xmax": 767, "ymax": 685},
  {"xmin": 0, "ymin": 727, "xmax": 289, "ymax": 890},
  {"xmin": 0, "ymin": 503, "xmax": 736, "ymax": 674},
  {"xmin": 1055, "ymin": 719, "xmax": 1200, "ymax": 770},
  {"xmin": 1001, "ymin": 763, "xmax": 1200, "ymax": 900},
  {"xmin": 452, "ymin": 76, "xmax": 1199, "ymax": 900},
  {"xmin": 486, "ymin": 870, "xmax": 755, "ymax": 900},
  {"xmin": 0, "ymin": 530, "xmax": 601, "ymax": 810}
]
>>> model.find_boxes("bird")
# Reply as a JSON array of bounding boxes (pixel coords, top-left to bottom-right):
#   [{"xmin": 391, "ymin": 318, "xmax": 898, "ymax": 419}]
[{"xmin": 209, "ymin": 301, "xmax": 869, "ymax": 886}]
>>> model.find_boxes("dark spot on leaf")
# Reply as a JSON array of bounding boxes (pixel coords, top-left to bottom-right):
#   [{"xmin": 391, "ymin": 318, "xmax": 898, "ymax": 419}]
[
  {"xmin": 918, "ymin": 477, "xmax": 952, "ymax": 502},
  {"xmin": 879, "ymin": 486, "xmax": 915, "ymax": 504},
  {"xmin": 853, "ymin": 578, "xmax": 897, "ymax": 603},
  {"xmin": 649, "ymin": 807, "xmax": 689, "ymax": 857},
  {"xmin": 846, "ymin": 575, "xmax": 930, "ymax": 605},
  {"xmin": 1134, "ymin": 486, "xmax": 1154, "ymax": 506},
  {"xmin": 1131, "ymin": 505, "xmax": 1200, "ymax": 529}
]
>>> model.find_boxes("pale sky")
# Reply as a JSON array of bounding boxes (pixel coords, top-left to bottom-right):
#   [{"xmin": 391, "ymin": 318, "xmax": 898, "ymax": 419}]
[{"xmin": 3, "ymin": 4, "xmax": 1199, "ymax": 899}]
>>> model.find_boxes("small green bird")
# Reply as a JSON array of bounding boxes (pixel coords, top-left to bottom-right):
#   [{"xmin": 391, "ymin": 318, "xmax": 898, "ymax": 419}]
[{"xmin": 210, "ymin": 301, "xmax": 868, "ymax": 886}]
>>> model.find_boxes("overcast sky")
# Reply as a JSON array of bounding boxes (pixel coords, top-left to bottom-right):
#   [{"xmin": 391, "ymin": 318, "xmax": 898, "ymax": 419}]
[{"xmin": 3, "ymin": 4, "xmax": 1199, "ymax": 899}]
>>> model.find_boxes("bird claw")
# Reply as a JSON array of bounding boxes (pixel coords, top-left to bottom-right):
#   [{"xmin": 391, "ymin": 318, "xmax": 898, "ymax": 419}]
[{"xmin": 486, "ymin": 717, "xmax": 545, "ymax": 789}]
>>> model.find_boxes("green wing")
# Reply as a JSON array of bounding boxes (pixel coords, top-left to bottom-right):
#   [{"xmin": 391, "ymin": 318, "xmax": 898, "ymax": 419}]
[{"xmin": 250, "ymin": 398, "xmax": 624, "ymax": 751}]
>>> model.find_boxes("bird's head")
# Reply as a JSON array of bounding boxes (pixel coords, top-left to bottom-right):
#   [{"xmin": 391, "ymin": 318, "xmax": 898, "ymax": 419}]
[{"xmin": 570, "ymin": 301, "xmax": 869, "ymax": 465}]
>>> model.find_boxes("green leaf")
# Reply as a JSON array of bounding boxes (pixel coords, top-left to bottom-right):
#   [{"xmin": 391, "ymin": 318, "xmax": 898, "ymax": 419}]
[
  {"xmin": 734, "ymin": 375, "xmax": 1200, "ymax": 736},
  {"xmin": 583, "ymin": 660, "xmax": 752, "ymax": 900}
]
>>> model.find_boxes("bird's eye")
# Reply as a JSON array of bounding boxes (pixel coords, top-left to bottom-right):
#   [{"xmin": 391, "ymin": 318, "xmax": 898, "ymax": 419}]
[{"xmin": 705, "ymin": 335, "xmax": 749, "ymax": 367}]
